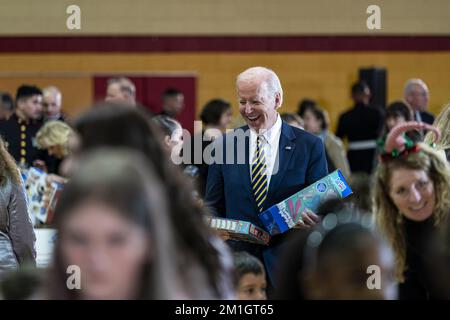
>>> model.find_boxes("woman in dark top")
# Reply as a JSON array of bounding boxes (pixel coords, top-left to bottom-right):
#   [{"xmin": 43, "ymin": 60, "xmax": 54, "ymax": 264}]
[
  {"xmin": 373, "ymin": 121, "xmax": 450, "ymax": 299},
  {"xmin": 400, "ymin": 216, "xmax": 435, "ymax": 298}
]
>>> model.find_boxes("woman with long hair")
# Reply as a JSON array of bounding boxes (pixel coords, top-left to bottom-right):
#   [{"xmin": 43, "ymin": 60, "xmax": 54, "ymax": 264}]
[
  {"xmin": 373, "ymin": 121, "xmax": 450, "ymax": 299},
  {"xmin": 0, "ymin": 137, "xmax": 35, "ymax": 276}
]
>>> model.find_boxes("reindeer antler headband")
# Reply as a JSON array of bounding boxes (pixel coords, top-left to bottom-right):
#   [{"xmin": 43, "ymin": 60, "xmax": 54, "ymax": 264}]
[{"xmin": 380, "ymin": 121, "xmax": 441, "ymax": 162}]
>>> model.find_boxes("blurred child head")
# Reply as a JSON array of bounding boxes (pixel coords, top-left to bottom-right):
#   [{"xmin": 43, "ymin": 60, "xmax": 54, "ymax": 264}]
[
  {"xmin": 233, "ymin": 251, "xmax": 267, "ymax": 300},
  {"xmin": 302, "ymin": 218, "xmax": 396, "ymax": 300},
  {"xmin": 276, "ymin": 202, "xmax": 396, "ymax": 300}
]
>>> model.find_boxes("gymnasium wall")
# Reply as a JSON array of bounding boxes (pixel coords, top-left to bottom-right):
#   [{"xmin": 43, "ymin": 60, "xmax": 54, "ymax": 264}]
[
  {"xmin": 1, "ymin": 0, "xmax": 449, "ymax": 35},
  {"xmin": 1, "ymin": 0, "xmax": 449, "ymax": 130},
  {"xmin": 1, "ymin": 52, "xmax": 449, "ymax": 130}
]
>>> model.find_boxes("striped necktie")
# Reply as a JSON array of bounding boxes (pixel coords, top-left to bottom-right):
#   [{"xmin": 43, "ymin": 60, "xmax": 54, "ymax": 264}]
[{"xmin": 252, "ymin": 136, "xmax": 268, "ymax": 212}]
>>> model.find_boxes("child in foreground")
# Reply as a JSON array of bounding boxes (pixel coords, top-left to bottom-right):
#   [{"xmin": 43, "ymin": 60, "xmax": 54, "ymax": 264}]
[{"xmin": 233, "ymin": 251, "xmax": 267, "ymax": 300}]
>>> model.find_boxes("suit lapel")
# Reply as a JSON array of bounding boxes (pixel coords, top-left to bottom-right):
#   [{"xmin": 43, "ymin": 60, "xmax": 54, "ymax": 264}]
[
  {"xmin": 266, "ymin": 122, "xmax": 296, "ymax": 206},
  {"xmin": 236, "ymin": 126, "xmax": 253, "ymax": 197}
]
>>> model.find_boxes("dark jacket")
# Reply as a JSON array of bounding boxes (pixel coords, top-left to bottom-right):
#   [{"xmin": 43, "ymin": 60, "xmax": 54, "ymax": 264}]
[{"xmin": 205, "ymin": 121, "xmax": 328, "ymax": 283}]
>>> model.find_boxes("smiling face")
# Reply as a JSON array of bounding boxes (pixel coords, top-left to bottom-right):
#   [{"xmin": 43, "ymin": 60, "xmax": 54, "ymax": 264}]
[
  {"xmin": 388, "ymin": 168, "xmax": 435, "ymax": 222},
  {"xmin": 238, "ymin": 79, "xmax": 280, "ymax": 132}
]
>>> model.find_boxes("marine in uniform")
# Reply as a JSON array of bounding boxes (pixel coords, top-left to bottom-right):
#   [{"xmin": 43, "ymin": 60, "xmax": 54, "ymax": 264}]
[
  {"xmin": 336, "ymin": 81, "xmax": 384, "ymax": 174},
  {"xmin": 0, "ymin": 85, "xmax": 47, "ymax": 169}
]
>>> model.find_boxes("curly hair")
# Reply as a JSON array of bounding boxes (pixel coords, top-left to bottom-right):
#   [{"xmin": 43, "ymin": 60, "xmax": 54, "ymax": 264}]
[
  {"xmin": 0, "ymin": 137, "xmax": 22, "ymax": 186},
  {"xmin": 373, "ymin": 143, "xmax": 450, "ymax": 281}
]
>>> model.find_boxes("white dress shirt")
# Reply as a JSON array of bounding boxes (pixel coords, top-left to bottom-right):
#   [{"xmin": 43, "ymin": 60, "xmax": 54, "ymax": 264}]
[{"xmin": 249, "ymin": 114, "xmax": 282, "ymax": 188}]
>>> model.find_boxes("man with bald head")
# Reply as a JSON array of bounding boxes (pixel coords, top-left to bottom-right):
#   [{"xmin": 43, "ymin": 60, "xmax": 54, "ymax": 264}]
[
  {"xmin": 43, "ymin": 86, "xmax": 64, "ymax": 121},
  {"xmin": 404, "ymin": 78, "xmax": 435, "ymax": 125},
  {"xmin": 205, "ymin": 66, "xmax": 328, "ymax": 287}
]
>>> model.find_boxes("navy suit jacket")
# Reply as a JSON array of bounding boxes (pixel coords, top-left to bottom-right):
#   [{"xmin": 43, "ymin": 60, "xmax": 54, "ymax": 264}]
[
  {"xmin": 205, "ymin": 121, "xmax": 328, "ymax": 283},
  {"xmin": 418, "ymin": 111, "xmax": 435, "ymax": 125}
]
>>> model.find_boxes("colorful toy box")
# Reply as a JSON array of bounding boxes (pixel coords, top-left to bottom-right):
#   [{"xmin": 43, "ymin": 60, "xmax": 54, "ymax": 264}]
[
  {"xmin": 258, "ymin": 170, "xmax": 353, "ymax": 235},
  {"xmin": 207, "ymin": 216, "xmax": 270, "ymax": 245}
]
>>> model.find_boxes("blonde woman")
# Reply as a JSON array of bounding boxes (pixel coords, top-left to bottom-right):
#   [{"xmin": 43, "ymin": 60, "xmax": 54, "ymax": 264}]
[
  {"xmin": 36, "ymin": 120, "xmax": 74, "ymax": 185},
  {"xmin": 424, "ymin": 102, "xmax": 450, "ymax": 162},
  {"xmin": 373, "ymin": 122, "xmax": 450, "ymax": 299},
  {"xmin": 0, "ymin": 137, "xmax": 36, "ymax": 276},
  {"xmin": 36, "ymin": 120, "xmax": 72, "ymax": 160}
]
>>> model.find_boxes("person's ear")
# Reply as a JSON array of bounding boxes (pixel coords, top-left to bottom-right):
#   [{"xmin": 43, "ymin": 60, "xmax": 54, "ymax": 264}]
[
  {"xmin": 164, "ymin": 135, "xmax": 172, "ymax": 149},
  {"xmin": 274, "ymin": 92, "xmax": 282, "ymax": 110},
  {"xmin": 405, "ymin": 95, "xmax": 412, "ymax": 105},
  {"xmin": 16, "ymin": 98, "xmax": 25, "ymax": 110}
]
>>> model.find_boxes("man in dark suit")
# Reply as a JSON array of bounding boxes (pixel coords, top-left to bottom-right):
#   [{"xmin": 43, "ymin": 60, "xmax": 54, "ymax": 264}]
[
  {"xmin": 205, "ymin": 66, "xmax": 328, "ymax": 285},
  {"xmin": 404, "ymin": 78, "xmax": 435, "ymax": 125}
]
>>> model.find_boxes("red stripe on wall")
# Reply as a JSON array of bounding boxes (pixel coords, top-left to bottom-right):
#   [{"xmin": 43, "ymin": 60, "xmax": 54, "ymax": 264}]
[{"xmin": 0, "ymin": 36, "xmax": 449, "ymax": 52}]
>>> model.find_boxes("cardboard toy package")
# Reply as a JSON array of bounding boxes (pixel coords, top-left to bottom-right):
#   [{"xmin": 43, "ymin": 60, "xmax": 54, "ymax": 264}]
[
  {"xmin": 34, "ymin": 228, "xmax": 57, "ymax": 268},
  {"xmin": 207, "ymin": 216, "xmax": 270, "ymax": 245},
  {"xmin": 23, "ymin": 167, "xmax": 64, "ymax": 225},
  {"xmin": 258, "ymin": 170, "xmax": 353, "ymax": 235}
]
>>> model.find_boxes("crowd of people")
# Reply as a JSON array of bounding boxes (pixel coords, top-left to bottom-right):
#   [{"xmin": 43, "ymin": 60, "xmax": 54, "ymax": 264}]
[{"xmin": 0, "ymin": 69, "xmax": 449, "ymax": 300}]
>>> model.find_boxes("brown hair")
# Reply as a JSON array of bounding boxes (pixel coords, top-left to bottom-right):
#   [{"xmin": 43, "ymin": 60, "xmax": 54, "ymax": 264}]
[{"xmin": 0, "ymin": 137, "xmax": 22, "ymax": 186}]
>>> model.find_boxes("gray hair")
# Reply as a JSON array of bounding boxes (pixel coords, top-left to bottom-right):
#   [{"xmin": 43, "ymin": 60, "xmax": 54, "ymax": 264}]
[
  {"xmin": 43, "ymin": 86, "xmax": 62, "ymax": 100},
  {"xmin": 236, "ymin": 66, "xmax": 283, "ymax": 106},
  {"xmin": 403, "ymin": 78, "xmax": 428, "ymax": 98}
]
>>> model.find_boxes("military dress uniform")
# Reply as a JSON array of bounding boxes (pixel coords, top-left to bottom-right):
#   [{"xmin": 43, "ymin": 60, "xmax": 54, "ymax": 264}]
[
  {"xmin": 336, "ymin": 102, "xmax": 384, "ymax": 174},
  {"xmin": 0, "ymin": 113, "xmax": 46, "ymax": 169}
]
